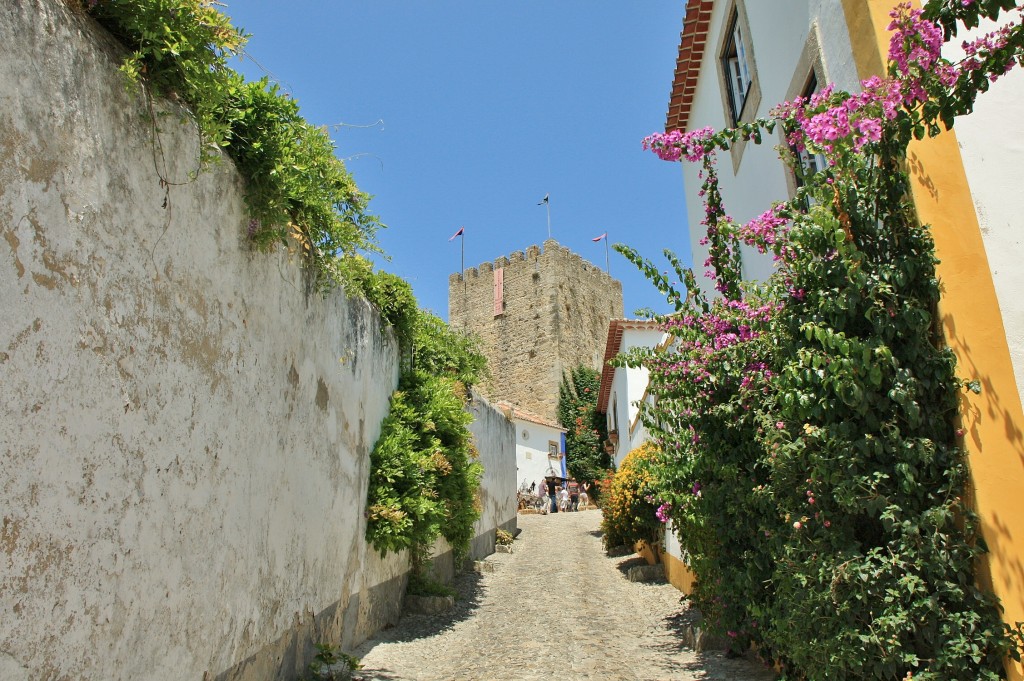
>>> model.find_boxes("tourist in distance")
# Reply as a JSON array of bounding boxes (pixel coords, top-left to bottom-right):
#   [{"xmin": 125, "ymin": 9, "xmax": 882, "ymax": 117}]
[
  {"xmin": 568, "ymin": 477, "xmax": 580, "ymax": 511},
  {"xmin": 545, "ymin": 477, "xmax": 559, "ymax": 513}
]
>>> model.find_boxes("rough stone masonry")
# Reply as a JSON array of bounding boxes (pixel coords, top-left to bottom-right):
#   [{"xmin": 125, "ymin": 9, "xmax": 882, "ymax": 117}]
[{"xmin": 449, "ymin": 239, "xmax": 624, "ymax": 425}]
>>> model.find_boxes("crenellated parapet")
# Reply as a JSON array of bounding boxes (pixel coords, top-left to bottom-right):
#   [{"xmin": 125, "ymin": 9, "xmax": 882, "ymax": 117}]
[{"xmin": 448, "ymin": 238, "xmax": 624, "ymax": 424}]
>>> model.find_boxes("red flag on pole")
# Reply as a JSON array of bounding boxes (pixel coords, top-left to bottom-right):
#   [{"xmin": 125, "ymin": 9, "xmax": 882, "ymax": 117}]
[
  {"xmin": 592, "ymin": 232, "xmax": 607, "ymax": 242},
  {"xmin": 449, "ymin": 226, "xmax": 465, "ymax": 241}
]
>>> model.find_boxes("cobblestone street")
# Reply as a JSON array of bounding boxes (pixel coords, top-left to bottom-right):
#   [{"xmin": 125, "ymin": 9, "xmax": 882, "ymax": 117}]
[{"xmin": 352, "ymin": 511, "xmax": 776, "ymax": 681}]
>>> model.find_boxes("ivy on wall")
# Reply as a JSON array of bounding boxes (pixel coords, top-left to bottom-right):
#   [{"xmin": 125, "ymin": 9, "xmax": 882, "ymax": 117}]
[
  {"xmin": 365, "ymin": 309, "xmax": 489, "ymax": 575},
  {"xmin": 81, "ymin": 0, "xmax": 380, "ymax": 292},
  {"xmin": 556, "ymin": 366, "xmax": 610, "ymax": 488}
]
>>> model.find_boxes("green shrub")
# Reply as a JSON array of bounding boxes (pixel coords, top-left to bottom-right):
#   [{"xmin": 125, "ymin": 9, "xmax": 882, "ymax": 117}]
[{"xmin": 599, "ymin": 444, "xmax": 661, "ymax": 551}]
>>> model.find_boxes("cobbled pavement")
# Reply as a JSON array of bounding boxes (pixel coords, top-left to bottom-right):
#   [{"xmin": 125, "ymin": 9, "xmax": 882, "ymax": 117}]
[{"xmin": 351, "ymin": 510, "xmax": 777, "ymax": 681}]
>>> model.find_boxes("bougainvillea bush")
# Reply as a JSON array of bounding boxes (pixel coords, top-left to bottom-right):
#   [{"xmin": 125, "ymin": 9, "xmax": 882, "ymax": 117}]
[{"xmin": 619, "ymin": 2, "xmax": 1024, "ymax": 678}]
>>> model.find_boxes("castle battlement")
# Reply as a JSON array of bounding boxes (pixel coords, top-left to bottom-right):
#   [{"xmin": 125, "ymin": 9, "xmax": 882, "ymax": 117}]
[
  {"xmin": 451, "ymin": 238, "xmax": 619, "ymax": 287},
  {"xmin": 448, "ymin": 238, "xmax": 624, "ymax": 424}
]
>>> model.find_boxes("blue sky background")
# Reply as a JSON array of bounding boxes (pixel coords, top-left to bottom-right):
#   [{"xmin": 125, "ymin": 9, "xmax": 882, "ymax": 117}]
[{"xmin": 223, "ymin": 2, "xmax": 692, "ymax": 320}]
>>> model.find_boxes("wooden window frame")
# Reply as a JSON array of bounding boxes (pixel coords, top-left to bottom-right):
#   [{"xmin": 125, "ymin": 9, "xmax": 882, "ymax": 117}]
[{"xmin": 716, "ymin": 0, "xmax": 762, "ymax": 172}]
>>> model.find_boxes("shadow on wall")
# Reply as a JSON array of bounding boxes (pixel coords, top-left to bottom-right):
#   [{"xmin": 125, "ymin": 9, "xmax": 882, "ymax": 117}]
[
  {"xmin": 942, "ymin": 311, "xmax": 1024, "ymax": 467},
  {"xmin": 211, "ymin": 570, "xmax": 408, "ymax": 681}
]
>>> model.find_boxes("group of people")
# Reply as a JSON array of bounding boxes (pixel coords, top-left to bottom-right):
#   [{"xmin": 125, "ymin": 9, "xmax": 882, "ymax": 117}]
[{"xmin": 537, "ymin": 476, "xmax": 589, "ymax": 513}]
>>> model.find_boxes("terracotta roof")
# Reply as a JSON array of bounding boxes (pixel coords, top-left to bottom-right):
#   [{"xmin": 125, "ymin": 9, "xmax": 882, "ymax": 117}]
[
  {"xmin": 495, "ymin": 401, "xmax": 565, "ymax": 431},
  {"xmin": 666, "ymin": 0, "xmax": 715, "ymax": 132},
  {"xmin": 596, "ymin": 319, "xmax": 664, "ymax": 414}
]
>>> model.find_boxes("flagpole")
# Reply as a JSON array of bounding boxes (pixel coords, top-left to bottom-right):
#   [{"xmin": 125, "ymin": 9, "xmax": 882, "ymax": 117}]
[
  {"xmin": 539, "ymin": 194, "xmax": 551, "ymax": 240},
  {"xmin": 462, "ymin": 231, "xmax": 467, "ymax": 329},
  {"xmin": 605, "ymin": 236, "xmax": 610, "ymax": 274}
]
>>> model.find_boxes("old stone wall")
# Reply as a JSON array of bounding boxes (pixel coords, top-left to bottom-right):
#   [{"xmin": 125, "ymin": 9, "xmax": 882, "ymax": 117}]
[
  {"xmin": 449, "ymin": 240, "xmax": 623, "ymax": 424},
  {"xmin": 0, "ymin": 3, "xmax": 514, "ymax": 680}
]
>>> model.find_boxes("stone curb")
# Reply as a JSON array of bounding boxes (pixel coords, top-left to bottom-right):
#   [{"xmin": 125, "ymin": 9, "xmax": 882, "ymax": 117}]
[
  {"xmin": 627, "ymin": 564, "xmax": 666, "ymax": 583},
  {"xmin": 473, "ymin": 560, "xmax": 495, "ymax": 573},
  {"xmin": 403, "ymin": 594, "xmax": 455, "ymax": 615}
]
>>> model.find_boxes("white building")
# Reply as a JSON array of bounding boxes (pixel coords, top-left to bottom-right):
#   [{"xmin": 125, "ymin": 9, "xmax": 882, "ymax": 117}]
[
  {"xmin": 668, "ymin": 0, "xmax": 862, "ymax": 298},
  {"xmin": 596, "ymin": 319, "xmax": 666, "ymax": 468},
  {"xmin": 496, "ymin": 402, "xmax": 567, "ymax": 492}
]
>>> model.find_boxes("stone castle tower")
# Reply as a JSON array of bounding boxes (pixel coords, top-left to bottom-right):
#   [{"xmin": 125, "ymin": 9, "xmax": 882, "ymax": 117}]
[{"xmin": 448, "ymin": 239, "xmax": 624, "ymax": 424}]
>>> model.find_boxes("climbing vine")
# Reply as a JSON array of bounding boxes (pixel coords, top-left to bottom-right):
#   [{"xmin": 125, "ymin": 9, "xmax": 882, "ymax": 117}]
[
  {"xmin": 620, "ymin": 2, "xmax": 1024, "ymax": 678},
  {"xmin": 557, "ymin": 366, "xmax": 610, "ymax": 487},
  {"xmin": 364, "ymin": 306, "xmax": 488, "ymax": 576}
]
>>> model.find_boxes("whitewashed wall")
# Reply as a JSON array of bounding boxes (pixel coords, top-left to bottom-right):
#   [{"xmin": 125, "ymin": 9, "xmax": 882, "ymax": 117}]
[
  {"xmin": 944, "ymin": 21, "xmax": 1024, "ymax": 407},
  {"xmin": 514, "ymin": 419, "xmax": 565, "ymax": 491},
  {"xmin": 0, "ymin": 3, "xmax": 513, "ymax": 680},
  {"xmin": 468, "ymin": 391, "xmax": 517, "ymax": 558},
  {"xmin": 606, "ymin": 327, "xmax": 664, "ymax": 467},
  {"xmin": 681, "ymin": 0, "xmax": 859, "ymax": 295}
]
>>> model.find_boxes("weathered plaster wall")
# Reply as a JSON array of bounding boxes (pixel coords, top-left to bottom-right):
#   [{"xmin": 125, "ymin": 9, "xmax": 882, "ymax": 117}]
[
  {"xmin": 467, "ymin": 391, "xmax": 517, "ymax": 559},
  {"xmin": 0, "ymin": 3, "xmax": 514, "ymax": 680}
]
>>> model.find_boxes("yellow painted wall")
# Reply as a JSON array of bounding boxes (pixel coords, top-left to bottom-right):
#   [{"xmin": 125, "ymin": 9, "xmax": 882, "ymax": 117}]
[
  {"xmin": 840, "ymin": 2, "xmax": 1024, "ymax": 677},
  {"xmin": 663, "ymin": 552, "xmax": 697, "ymax": 595}
]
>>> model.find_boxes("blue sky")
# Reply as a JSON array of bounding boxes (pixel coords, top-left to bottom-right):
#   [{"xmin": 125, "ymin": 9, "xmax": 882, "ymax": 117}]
[{"xmin": 223, "ymin": 2, "xmax": 691, "ymax": 320}]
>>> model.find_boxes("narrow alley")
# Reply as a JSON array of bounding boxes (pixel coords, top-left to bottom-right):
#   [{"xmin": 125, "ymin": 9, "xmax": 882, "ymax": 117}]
[{"xmin": 352, "ymin": 511, "xmax": 776, "ymax": 681}]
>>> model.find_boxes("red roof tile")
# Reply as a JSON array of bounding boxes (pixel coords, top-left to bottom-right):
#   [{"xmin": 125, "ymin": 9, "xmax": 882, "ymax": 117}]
[
  {"xmin": 495, "ymin": 401, "xmax": 565, "ymax": 431},
  {"xmin": 596, "ymin": 319, "xmax": 664, "ymax": 414},
  {"xmin": 666, "ymin": 0, "xmax": 715, "ymax": 132}
]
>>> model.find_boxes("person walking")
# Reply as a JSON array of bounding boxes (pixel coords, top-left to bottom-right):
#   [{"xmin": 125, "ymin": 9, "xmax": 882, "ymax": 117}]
[
  {"xmin": 579, "ymin": 481, "xmax": 591, "ymax": 510},
  {"xmin": 568, "ymin": 477, "xmax": 580, "ymax": 512},
  {"xmin": 546, "ymin": 477, "xmax": 559, "ymax": 513}
]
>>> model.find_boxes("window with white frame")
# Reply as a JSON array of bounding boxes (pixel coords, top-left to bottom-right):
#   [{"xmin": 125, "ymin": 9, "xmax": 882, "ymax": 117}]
[{"xmin": 722, "ymin": 12, "xmax": 752, "ymax": 125}]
